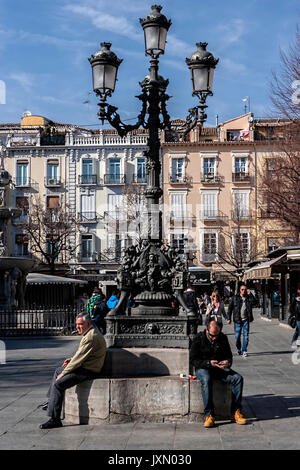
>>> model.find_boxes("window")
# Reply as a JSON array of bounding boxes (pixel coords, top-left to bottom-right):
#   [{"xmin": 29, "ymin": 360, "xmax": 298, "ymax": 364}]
[
  {"xmin": 80, "ymin": 193, "xmax": 96, "ymax": 221},
  {"xmin": 170, "ymin": 233, "xmax": 185, "ymax": 255},
  {"xmin": 46, "ymin": 196, "xmax": 60, "ymax": 209},
  {"xmin": 16, "ymin": 161, "xmax": 29, "ymax": 186},
  {"xmin": 109, "ymin": 158, "xmax": 121, "ymax": 184},
  {"xmin": 81, "ymin": 159, "xmax": 96, "ymax": 184},
  {"xmin": 170, "ymin": 193, "xmax": 185, "ymax": 219},
  {"xmin": 202, "ymin": 233, "xmax": 217, "ymax": 262},
  {"xmin": 137, "ymin": 158, "xmax": 146, "ymax": 183},
  {"xmin": 203, "ymin": 158, "xmax": 216, "ymax": 177},
  {"xmin": 233, "ymin": 232, "xmax": 250, "ymax": 262},
  {"xmin": 233, "ymin": 192, "xmax": 249, "ymax": 219},
  {"xmin": 171, "ymin": 158, "xmax": 184, "ymax": 182},
  {"xmin": 46, "ymin": 159, "xmax": 59, "ymax": 184},
  {"xmin": 203, "ymin": 193, "xmax": 217, "ymax": 219},
  {"xmin": 15, "ymin": 234, "xmax": 29, "ymax": 256},
  {"xmin": 81, "ymin": 235, "xmax": 93, "ymax": 260},
  {"xmin": 46, "ymin": 235, "xmax": 59, "ymax": 261},
  {"xmin": 15, "ymin": 196, "xmax": 29, "ymax": 222},
  {"xmin": 107, "ymin": 193, "xmax": 123, "ymax": 217},
  {"xmin": 267, "ymin": 237, "xmax": 281, "ymax": 252},
  {"xmin": 234, "ymin": 157, "xmax": 247, "ymax": 174},
  {"xmin": 227, "ymin": 130, "xmax": 241, "ymax": 141}
]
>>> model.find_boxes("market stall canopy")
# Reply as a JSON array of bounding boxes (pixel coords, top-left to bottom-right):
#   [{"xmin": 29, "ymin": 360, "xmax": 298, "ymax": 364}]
[
  {"xmin": 26, "ymin": 273, "xmax": 88, "ymax": 285},
  {"xmin": 244, "ymin": 254, "xmax": 286, "ymax": 281}
]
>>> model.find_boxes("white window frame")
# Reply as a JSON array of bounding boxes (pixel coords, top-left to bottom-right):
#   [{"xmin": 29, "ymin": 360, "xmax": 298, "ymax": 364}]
[
  {"xmin": 169, "ymin": 191, "xmax": 187, "ymax": 220},
  {"xmin": 232, "ymin": 189, "xmax": 250, "ymax": 219},
  {"xmin": 200, "ymin": 189, "xmax": 219, "ymax": 220},
  {"xmin": 199, "ymin": 229, "xmax": 219, "ymax": 262}
]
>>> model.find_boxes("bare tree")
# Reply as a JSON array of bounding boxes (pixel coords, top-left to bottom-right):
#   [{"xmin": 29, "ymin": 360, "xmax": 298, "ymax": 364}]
[
  {"xmin": 20, "ymin": 196, "xmax": 78, "ymax": 274},
  {"xmin": 259, "ymin": 147, "xmax": 300, "ymax": 240},
  {"xmin": 270, "ymin": 28, "xmax": 300, "ymax": 120}
]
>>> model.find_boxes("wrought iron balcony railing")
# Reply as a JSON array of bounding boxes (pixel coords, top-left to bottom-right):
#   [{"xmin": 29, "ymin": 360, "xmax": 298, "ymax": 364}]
[
  {"xmin": 78, "ymin": 211, "xmax": 99, "ymax": 223},
  {"xmin": 132, "ymin": 174, "xmax": 147, "ymax": 184},
  {"xmin": 78, "ymin": 174, "xmax": 98, "ymax": 185},
  {"xmin": 232, "ymin": 172, "xmax": 250, "ymax": 182},
  {"xmin": 104, "ymin": 174, "xmax": 126, "ymax": 185},
  {"xmin": 44, "ymin": 177, "xmax": 62, "ymax": 187}
]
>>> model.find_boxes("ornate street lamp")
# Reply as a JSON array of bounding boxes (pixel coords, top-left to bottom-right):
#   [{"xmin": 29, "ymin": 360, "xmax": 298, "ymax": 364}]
[{"xmin": 88, "ymin": 5, "xmax": 218, "ymax": 346}]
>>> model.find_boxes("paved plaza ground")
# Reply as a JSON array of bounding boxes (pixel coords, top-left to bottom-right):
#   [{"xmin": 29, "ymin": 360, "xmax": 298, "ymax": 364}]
[{"xmin": 0, "ymin": 312, "xmax": 299, "ymax": 452}]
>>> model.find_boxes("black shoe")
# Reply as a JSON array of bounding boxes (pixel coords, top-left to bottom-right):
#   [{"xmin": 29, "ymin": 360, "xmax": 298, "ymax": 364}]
[
  {"xmin": 237, "ymin": 350, "xmax": 242, "ymax": 356},
  {"xmin": 39, "ymin": 418, "xmax": 62, "ymax": 429},
  {"xmin": 38, "ymin": 401, "xmax": 48, "ymax": 411}
]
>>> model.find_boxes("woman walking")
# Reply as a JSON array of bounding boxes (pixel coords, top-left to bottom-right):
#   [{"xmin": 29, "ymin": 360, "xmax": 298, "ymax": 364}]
[{"xmin": 205, "ymin": 291, "xmax": 230, "ymax": 330}]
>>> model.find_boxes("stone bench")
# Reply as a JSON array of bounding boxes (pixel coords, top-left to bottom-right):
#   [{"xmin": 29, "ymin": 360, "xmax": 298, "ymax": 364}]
[{"xmin": 64, "ymin": 348, "xmax": 232, "ymax": 424}]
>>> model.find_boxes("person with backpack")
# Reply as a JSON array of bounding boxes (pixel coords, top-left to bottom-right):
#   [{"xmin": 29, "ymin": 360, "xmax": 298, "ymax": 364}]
[
  {"xmin": 86, "ymin": 287, "xmax": 108, "ymax": 335},
  {"xmin": 106, "ymin": 290, "xmax": 120, "ymax": 310}
]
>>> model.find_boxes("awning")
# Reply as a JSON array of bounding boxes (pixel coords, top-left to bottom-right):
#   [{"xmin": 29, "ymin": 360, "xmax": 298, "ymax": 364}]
[
  {"xmin": 26, "ymin": 273, "xmax": 88, "ymax": 285},
  {"xmin": 244, "ymin": 254, "xmax": 286, "ymax": 280},
  {"xmin": 210, "ymin": 264, "xmax": 238, "ymax": 282}
]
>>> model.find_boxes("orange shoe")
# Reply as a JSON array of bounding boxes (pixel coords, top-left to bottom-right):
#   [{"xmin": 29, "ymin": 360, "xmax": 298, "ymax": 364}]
[
  {"xmin": 204, "ymin": 414, "xmax": 215, "ymax": 428},
  {"xmin": 232, "ymin": 409, "xmax": 247, "ymax": 425}
]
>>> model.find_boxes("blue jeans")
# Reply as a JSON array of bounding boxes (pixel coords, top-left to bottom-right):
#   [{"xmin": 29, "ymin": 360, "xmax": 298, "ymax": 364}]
[
  {"xmin": 234, "ymin": 320, "xmax": 249, "ymax": 353},
  {"xmin": 292, "ymin": 320, "xmax": 300, "ymax": 344},
  {"xmin": 195, "ymin": 367, "xmax": 244, "ymax": 417}
]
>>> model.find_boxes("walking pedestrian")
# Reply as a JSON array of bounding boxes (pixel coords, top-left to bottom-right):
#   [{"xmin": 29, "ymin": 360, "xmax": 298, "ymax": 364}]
[
  {"xmin": 290, "ymin": 287, "xmax": 300, "ymax": 348},
  {"xmin": 227, "ymin": 283, "xmax": 255, "ymax": 357},
  {"xmin": 190, "ymin": 320, "xmax": 247, "ymax": 428},
  {"xmin": 205, "ymin": 291, "xmax": 230, "ymax": 330}
]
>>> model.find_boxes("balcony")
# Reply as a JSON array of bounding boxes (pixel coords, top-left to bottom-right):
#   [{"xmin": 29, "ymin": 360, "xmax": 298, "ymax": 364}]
[
  {"xmin": 132, "ymin": 174, "xmax": 147, "ymax": 184},
  {"xmin": 232, "ymin": 172, "xmax": 250, "ymax": 183},
  {"xmin": 231, "ymin": 210, "xmax": 252, "ymax": 222},
  {"xmin": 169, "ymin": 174, "xmax": 191, "ymax": 184},
  {"xmin": 201, "ymin": 174, "xmax": 220, "ymax": 184},
  {"xmin": 13, "ymin": 177, "xmax": 37, "ymax": 189},
  {"xmin": 44, "ymin": 177, "xmax": 62, "ymax": 187},
  {"xmin": 201, "ymin": 253, "xmax": 217, "ymax": 263},
  {"xmin": 78, "ymin": 174, "xmax": 98, "ymax": 185},
  {"xmin": 80, "ymin": 251, "xmax": 98, "ymax": 263},
  {"xmin": 104, "ymin": 174, "xmax": 126, "ymax": 185},
  {"xmin": 78, "ymin": 211, "xmax": 99, "ymax": 223}
]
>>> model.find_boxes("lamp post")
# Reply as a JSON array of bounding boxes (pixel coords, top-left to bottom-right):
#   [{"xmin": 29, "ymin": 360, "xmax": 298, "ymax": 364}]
[{"xmin": 89, "ymin": 5, "xmax": 218, "ymax": 345}]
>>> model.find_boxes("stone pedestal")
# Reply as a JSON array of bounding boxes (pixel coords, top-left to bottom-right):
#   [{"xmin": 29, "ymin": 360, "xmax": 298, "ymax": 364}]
[
  {"xmin": 64, "ymin": 376, "xmax": 232, "ymax": 424},
  {"xmin": 105, "ymin": 315, "xmax": 198, "ymax": 348}
]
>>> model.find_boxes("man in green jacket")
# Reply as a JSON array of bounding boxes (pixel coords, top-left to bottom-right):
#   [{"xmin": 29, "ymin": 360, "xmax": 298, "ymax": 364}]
[{"xmin": 39, "ymin": 313, "xmax": 106, "ymax": 429}]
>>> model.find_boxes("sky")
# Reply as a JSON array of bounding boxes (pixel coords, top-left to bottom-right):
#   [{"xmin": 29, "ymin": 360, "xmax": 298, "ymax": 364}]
[{"xmin": 0, "ymin": 0, "xmax": 299, "ymax": 129}]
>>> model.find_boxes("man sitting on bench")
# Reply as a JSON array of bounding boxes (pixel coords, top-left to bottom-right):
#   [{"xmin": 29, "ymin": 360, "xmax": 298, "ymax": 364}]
[{"xmin": 190, "ymin": 320, "xmax": 247, "ymax": 428}]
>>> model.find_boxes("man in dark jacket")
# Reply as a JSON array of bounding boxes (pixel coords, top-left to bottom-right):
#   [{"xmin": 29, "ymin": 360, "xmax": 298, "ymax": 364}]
[
  {"xmin": 227, "ymin": 283, "xmax": 255, "ymax": 358},
  {"xmin": 190, "ymin": 320, "xmax": 246, "ymax": 428}
]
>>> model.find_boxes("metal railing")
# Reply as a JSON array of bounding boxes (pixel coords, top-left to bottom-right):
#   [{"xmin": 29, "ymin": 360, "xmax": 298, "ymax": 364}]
[
  {"xmin": 0, "ymin": 307, "xmax": 78, "ymax": 336},
  {"xmin": 104, "ymin": 174, "xmax": 126, "ymax": 185},
  {"xmin": 44, "ymin": 177, "xmax": 62, "ymax": 187},
  {"xmin": 78, "ymin": 174, "xmax": 97, "ymax": 185},
  {"xmin": 232, "ymin": 172, "xmax": 250, "ymax": 182}
]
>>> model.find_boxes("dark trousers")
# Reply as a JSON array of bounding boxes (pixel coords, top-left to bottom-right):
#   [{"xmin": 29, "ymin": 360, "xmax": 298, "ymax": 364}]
[{"xmin": 46, "ymin": 366, "xmax": 100, "ymax": 420}]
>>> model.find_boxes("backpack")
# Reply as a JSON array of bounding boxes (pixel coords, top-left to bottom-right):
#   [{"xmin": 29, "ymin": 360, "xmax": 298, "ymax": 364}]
[{"xmin": 87, "ymin": 294, "xmax": 108, "ymax": 318}]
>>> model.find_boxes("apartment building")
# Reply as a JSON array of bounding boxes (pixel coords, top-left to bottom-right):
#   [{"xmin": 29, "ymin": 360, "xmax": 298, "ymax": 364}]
[
  {"xmin": 1, "ymin": 113, "xmax": 148, "ymax": 294},
  {"xmin": 162, "ymin": 113, "xmax": 297, "ymax": 294}
]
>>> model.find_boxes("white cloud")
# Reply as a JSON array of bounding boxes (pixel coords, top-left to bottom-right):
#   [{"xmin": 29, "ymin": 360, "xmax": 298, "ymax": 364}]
[
  {"xmin": 221, "ymin": 58, "xmax": 247, "ymax": 75},
  {"xmin": 9, "ymin": 72, "xmax": 35, "ymax": 93},
  {"xmin": 216, "ymin": 18, "xmax": 246, "ymax": 49},
  {"xmin": 64, "ymin": 4, "xmax": 141, "ymax": 40}
]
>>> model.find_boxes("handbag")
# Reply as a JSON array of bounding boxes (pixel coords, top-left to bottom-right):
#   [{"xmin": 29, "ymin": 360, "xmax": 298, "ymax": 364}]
[{"xmin": 288, "ymin": 315, "xmax": 296, "ymax": 329}]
